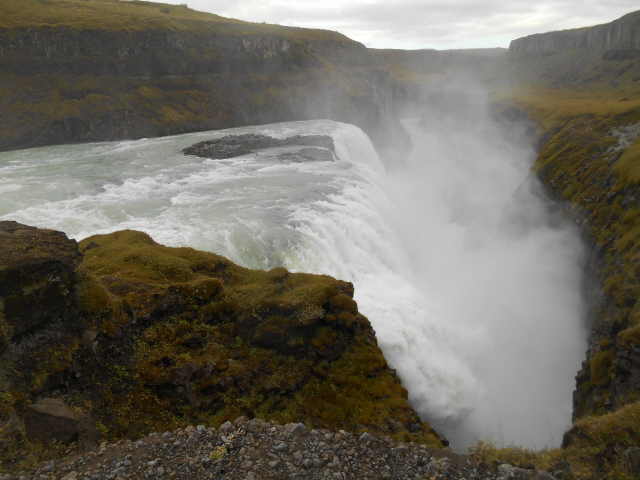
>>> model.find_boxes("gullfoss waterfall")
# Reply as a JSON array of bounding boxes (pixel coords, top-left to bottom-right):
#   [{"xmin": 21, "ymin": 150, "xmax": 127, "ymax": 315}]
[{"xmin": 0, "ymin": 96, "xmax": 586, "ymax": 449}]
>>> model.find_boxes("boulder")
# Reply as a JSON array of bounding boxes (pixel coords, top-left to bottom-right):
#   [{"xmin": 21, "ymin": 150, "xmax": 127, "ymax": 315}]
[
  {"xmin": 0, "ymin": 221, "xmax": 81, "ymax": 341},
  {"xmin": 182, "ymin": 133, "xmax": 336, "ymax": 160},
  {"xmin": 624, "ymin": 447, "xmax": 640, "ymax": 475},
  {"xmin": 23, "ymin": 398, "xmax": 97, "ymax": 447}
]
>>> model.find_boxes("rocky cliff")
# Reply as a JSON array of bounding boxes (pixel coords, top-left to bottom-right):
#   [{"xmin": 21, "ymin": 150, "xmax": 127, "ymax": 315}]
[
  {"xmin": 0, "ymin": 221, "xmax": 442, "ymax": 471},
  {"xmin": 509, "ymin": 11, "xmax": 640, "ymax": 58},
  {"xmin": 480, "ymin": 82, "xmax": 640, "ymax": 479},
  {"xmin": 0, "ymin": 0, "xmax": 408, "ymax": 162},
  {"xmin": 507, "ymin": 10, "xmax": 640, "ymax": 88}
]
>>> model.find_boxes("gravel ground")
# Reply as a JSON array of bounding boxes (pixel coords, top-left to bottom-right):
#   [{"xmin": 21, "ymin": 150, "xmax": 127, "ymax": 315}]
[{"xmin": 3, "ymin": 418, "xmax": 555, "ymax": 480}]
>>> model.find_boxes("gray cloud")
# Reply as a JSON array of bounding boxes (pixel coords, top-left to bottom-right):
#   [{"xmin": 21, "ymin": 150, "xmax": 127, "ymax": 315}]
[{"xmin": 163, "ymin": 0, "xmax": 639, "ymax": 49}]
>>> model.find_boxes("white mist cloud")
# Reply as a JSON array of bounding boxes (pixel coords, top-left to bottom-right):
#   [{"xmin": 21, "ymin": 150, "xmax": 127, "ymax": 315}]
[
  {"xmin": 161, "ymin": 0, "xmax": 639, "ymax": 49},
  {"xmin": 381, "ymin": 79, "xmax": 587, "ymax": 449}
]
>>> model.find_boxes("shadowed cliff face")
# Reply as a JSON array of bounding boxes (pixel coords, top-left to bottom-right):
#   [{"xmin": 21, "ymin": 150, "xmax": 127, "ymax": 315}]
[{"xmin": 0, "ymin": 27, "xmax": 369, "ymax": 76}]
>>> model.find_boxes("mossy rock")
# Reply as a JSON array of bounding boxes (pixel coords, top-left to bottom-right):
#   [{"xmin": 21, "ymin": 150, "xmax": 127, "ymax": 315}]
[
  {"xmin": 0, "ymin": 224, "xmax": 443, "ymax": 470},
  {"xmin": 590, "ymin": 350, "xmax": 615, "ymax": 387},
  {"xmin": 472, "ymin": 401, "xmax": 640, "ymax": 480}
]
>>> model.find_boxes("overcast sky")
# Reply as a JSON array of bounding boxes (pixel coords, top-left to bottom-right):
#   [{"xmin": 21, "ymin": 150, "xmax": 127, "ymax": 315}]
[{"xmin": 161, "ymin": 1, "xmax": 639, "ymax": 50}]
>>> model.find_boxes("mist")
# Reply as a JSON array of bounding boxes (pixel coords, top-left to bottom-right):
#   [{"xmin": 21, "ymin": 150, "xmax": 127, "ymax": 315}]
[
  {"xmin": 382, "ymin": 79, "xmax": 587, "ymax": 449},
  {"xmin": 0, "ymin": 75, "xmax": 588, "ymax": 451}
]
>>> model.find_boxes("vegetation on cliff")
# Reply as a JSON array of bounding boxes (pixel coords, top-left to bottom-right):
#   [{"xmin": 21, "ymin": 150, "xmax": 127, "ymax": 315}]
[
  {"xmin": 510, "ymin": 85, "xmax": 640, "ymax": 416},
  {"xmin": 0, "ymin": 0, "xmax": 413, "ymax": 161},
  {"xmin": 468, "ymin": 78, "xmax": 640, "ymax": 478},
  {"xmin": 1, "ymin": 0, "xmax": 352, "ymax": 41},
  {"xmin": 0, "ymin": 222, "xmax": 442, "ymax": 472},
  {"xmin": 473, "ymin": 401, "xmax": 640, "ymax": 479}
]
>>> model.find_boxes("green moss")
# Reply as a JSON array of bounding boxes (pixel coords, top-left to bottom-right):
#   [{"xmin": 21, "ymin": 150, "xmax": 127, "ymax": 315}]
[
  {"xmin": 618, "ymin": 325, "xmax": 640, "ymax": 347},
  {"xmin": 614, "ymin": 138, "xmax": 640, "ymax": 184},
  {"xmin": 472, "ymin": 401, "xmax": 640, "ymax": 479},
  {"xmin": 29, "ymin": 339, "xmax": 81, "ymax": 392},
  {"xmin": 590, "ymin": 350, "xmax": 615, "ymax": 387},
  {"xmin": 329, "ymin": 293, "xmax": 358, "ymax": 314},
  {"xmin": 22, "ymin": 229, "xmax": 445, "ymax": 454},
  {"xmin": 508, "ymin": 87, "xmax": 640, "ymax": 417}
]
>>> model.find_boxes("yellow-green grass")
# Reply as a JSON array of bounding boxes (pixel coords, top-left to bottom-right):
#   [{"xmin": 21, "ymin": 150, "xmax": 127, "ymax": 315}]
[
  {"xmin": 499, "ymin": 86, "xmax": 640, "ymax": 132},
  {"xmin": 472, "ymin": 400, "xmax": 640, "ymax": 479},
  {"xmin": 615, "ymin": 138, "xmax": 640, "ymax": 184},
  {"xmin": 0, "ymin": 0, "xmax": 353, "ymax": 42}
]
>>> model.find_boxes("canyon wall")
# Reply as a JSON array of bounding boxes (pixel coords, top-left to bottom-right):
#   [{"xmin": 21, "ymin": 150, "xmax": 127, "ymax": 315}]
[
  {"xmin": 510, "ymin": 10, "xmax": 640, "ymax": 58},
  {"xmin": 0, "ymin": 2, "xmax": 408, "ymax": 161},
  {"xmin": 508, "ymin": 10, "xmax": 640, "ymax": 87}
]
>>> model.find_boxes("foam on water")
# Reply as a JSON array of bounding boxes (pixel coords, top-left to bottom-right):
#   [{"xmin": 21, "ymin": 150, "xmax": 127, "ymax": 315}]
[{"xmin": 0, "ymin": 116, "xmax": 585, "ymax": 450}]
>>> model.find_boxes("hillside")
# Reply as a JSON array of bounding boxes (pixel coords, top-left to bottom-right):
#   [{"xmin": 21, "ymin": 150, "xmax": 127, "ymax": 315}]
[
  {"xmin": 0, "ymin": 0, "xmax": 353, "ymax": 40},
  {"xmin": 507, "ymin": 11, "xmax": 640, "ymax": 88},
  {"xmin": 0, "ymin": 0, "xmax": 409, "ymax": 162},
  {"xmin": 4, "ymin": 2, "xmax": 640, "ymax": 479},
  {"xmin": 0, "ymin": 221, "xmax": 443, "ymax": 471}
]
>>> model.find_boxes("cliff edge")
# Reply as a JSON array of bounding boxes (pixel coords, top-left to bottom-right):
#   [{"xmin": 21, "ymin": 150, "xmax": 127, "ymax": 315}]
[
  {"xmin": 0, "ymin": 221, "xmax": 443, "ymax": 471},
  {"xmin": 509, "ymin": 11, "xmax": 640, "ymax": 57}
]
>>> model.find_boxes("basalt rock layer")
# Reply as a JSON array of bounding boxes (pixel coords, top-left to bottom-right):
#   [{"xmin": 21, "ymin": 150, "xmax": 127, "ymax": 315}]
[
  {"xmin": 508, "ymin": 10, "xmax": 640, "ymax": 87},
  {"xmin": 510, "ymin": 11, "xmax": 640, "ymax": 57},
  {"xmin": 0, "ymin": 222, "xmax": 443, "ymax": 471},
  {"xmin": 0, "ymin": 0, "xmax": 409, "ymax": 163}
]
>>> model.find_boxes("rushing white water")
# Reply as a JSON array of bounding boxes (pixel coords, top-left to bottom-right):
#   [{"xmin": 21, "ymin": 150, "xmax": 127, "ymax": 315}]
[{"xmin": 0, "ymin": 106, "xmax": 586, "ymax": 449}]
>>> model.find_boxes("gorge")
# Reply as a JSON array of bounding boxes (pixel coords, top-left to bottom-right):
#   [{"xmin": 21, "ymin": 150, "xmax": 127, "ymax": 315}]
[{"xmin": 2, "ymin": 2, "xmax": 640, "ymax": 479}]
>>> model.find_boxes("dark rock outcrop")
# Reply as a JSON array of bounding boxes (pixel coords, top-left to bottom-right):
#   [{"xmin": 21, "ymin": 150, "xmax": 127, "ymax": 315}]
[
  {"xmin": 0, "ymin": 221, "xmax": 80, "ymax": 346},
  {"xmin": 0, "ymin": 25, "xmax": 373, "ymax": 77},
  {"xmin": 183, "ymin": 134, "xmax": 335, "ymax": 160},
  {"xmin": 23, "ymin": 398, "xmax": 98, "ymax": 448},
  {"xmin": 0, "ymin": 222, "xmax": 443, "ymax": 470}
]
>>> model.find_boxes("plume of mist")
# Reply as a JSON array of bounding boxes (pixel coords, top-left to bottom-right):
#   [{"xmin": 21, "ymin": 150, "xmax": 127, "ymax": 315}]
[{"xmin": 384, "ymin": 77, "xmax": 587, "ymax": 449}]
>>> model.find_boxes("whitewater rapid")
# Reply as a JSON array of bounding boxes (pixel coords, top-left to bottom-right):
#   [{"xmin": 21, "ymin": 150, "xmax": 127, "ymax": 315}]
[{"xmin": 0, "ymin": 113, "xmax": 586, "ymax": 449}]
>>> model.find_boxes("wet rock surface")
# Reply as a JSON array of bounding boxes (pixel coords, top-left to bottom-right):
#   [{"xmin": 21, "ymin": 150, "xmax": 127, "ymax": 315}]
[
  {"xmin": 182, "ymin": 134, "xmax": 336, "ymax": 160},
  {"xmin": 6, "ymin": 418, "xmax": 553, "ymax": 480}
]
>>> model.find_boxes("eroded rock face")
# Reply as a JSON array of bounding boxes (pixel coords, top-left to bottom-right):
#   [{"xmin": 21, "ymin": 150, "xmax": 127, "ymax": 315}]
[
  {"xmin": 509, "ymin": 10, "xmax": 640, "ymax": 57},
  {"xmin": 0, "ymin": 221, "xmax": 80, "ymax": 344},
  {"xmin": 0, "ymin": 223, "xmax": 444, "ymax": 470}
]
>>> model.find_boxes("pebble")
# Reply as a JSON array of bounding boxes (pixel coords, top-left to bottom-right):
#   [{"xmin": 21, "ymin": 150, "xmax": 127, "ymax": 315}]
[{"xmin": 6, "ymin": 418, "xmax": 552, "ymax": 480}]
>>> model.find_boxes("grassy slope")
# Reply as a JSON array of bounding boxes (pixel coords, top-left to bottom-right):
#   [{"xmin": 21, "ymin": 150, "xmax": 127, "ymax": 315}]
[
  {"xmin": 1, "ymin": 229, "xmax": 442, "ymax": 471},
  {"xmin": 0, "ymin": 0, "xmax": 378, "ymax": 152},
  {"xmin": 0, "ymin": 0, "xmax": 353, "ymax": 42}
]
